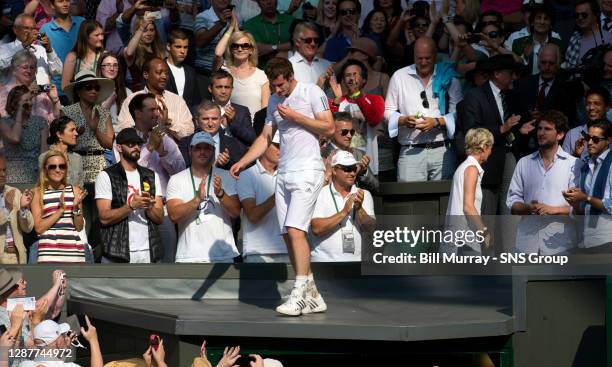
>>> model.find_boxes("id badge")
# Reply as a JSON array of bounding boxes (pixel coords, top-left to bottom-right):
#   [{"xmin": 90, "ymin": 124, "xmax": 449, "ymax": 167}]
[
  {"xmin": 342, "ymin": 228, "xmax": 355, "ymax": 254},
  {"xmin": 196, "ymin": 199, "xmax": 213, "ymax": 224}
]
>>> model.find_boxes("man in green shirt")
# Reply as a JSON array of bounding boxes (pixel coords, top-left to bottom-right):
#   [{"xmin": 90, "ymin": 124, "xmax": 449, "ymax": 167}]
[{"xmin": 243, "ymin": 0, "xmax": 295, "ymax": 66}]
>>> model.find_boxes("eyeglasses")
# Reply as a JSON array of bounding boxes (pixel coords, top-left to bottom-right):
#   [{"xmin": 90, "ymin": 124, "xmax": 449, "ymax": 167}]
[
  {"xmin": 46, "ymin": 164, "xmax": 67, "ymax": 171},
  {"xmin": 230, "ymin": 42, "xmax": 252, "ymax": 50},
  {"xmin": 584, "ymin": 134, "xmax": 607, "ymax": 144},
  {"xmin": 101, "ymin": 63, "xmax": 119, "ymax": 70},
  {"xmin": 420, "ymin": 90, "xmax": 429, "ymax": 109},
  {"xmin": 300, "ymin": 37, "xmax": 320, "ymax": 45},
  {"xmin": 339, "ymin": 8, "xmax": 357, "ymax": 16},
  {"xmin": 337, "ymin": 165, "xmax": 358, "ymax": 172},
  {"xmin": 414, "ymin": 22, "xmax": 430, "ymax": 28},
  {"xmin": 574, "ymin": 12, "xmax": 589, "ymax": 19},
  {"xmin": 340, "ymin": 129, "xmax": 355, "ymax": 136},
  {"xmin": 83, "ymin": 84, "xmax": 100, "ymax": 91}
]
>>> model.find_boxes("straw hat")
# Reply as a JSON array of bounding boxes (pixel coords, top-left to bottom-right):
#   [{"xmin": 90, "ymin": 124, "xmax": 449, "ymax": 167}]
[{"xmin": 63, "ymin": 70, "xmax": 114, "ymax": 104}]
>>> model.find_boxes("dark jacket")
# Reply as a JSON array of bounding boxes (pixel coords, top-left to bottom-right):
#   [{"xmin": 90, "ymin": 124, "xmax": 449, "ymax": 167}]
[
  {"xmin": 224, "ymin": 103, "xmax": 256, "ymax": 149},
  {"xmin": 179, "ymin": 128, "xmax": 247, "ymax": 169},
  {"xmin": 166, "ymin": 60, "xmax": 210, "ymax": 110},
  {"xmin": 99, "ymin": 164, "xmax": 163, "ymax": 263}
]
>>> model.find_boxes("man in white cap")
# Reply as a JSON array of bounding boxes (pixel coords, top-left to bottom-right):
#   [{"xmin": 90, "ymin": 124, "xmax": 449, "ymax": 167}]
[
  {"xmin": 167, "ymin": 132, "xmax": 241, "ymax": 263},
  {"xmin": 237, "ymin": 132, "xmax": 287, "ymax": 263},
  {"xmin": 311, "ymin": 151, "xmax": 376, "ymax": 262}
]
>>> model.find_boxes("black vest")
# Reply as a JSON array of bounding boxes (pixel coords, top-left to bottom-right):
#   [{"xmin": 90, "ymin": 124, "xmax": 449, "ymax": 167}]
[{"xmin": 100, "ymin": 164, "xmax": 163, "ymax": 262}]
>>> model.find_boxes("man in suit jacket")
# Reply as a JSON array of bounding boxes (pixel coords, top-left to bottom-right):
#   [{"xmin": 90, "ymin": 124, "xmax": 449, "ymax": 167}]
[
  {"xmin": 0, "ymin": 157, "xmax": 34, "ymax": 264},
  {"xmin": 179, "ymin": 101, "xmax": 247, "ymax": 170},
  {"xmin": 165, "ymin": 29, "xmax": 210, "ymax": 111},
  {"xmin": 209, "ymin": 69, "xmax": 256, "ymax": 149},
  {"xmin": 460, "ymin": 54, "xmax": 527, "ymax": 216}
]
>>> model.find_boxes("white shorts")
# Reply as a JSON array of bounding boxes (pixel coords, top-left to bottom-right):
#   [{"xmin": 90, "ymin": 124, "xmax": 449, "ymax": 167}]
[{"xmin": 275, "ymin": 170, "xmax": 324, "ymax": 234}]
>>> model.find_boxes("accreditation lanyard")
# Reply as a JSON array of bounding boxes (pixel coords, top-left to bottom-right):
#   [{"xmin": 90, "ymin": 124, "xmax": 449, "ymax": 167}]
[
  {"xmin": 190, "ymin": 167, "xmax": 213, "ymax": 224},
  {"xmin": 329, "ymin": 185, "xmax": 354, "ymax": 223}
]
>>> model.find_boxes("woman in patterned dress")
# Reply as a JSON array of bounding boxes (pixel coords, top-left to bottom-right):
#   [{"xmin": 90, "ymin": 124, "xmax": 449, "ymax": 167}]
[{"xmin": 31, "ymin": 150, "xmax": 87, "ymax": 263}]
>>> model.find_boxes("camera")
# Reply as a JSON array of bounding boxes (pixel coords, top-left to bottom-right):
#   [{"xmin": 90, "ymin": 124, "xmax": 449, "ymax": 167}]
[
  {"xmin": 149, "ymin": 334, "xmax": 161, "ymax": 351},
  {"xmin": 38, "ymin": 85, "xmax": 51, "ymax": 94},
  {"xmin": 227, "ymin": 4, "xmax": 235, "ymax": 10},
  {"xmin": 37, "ymin": 32, "xmax": 45, "ymax": 41}
]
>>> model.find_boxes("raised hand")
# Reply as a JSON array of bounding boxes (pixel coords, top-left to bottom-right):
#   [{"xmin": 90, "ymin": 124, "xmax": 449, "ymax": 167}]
[
  {"xmin": 80, "ymin": 315, "xmax": 98, "ymax": 343},
  {"xmin": 354, "ymin": 189, "xmax": 365, "ymax": 210},
  {"xmin": 224, "ymin": 105, "xmax": 236, "ymax": 123},
  {"xmin": 519, "ymin": 119, "xmax": 536, "ymax": 135},
  {"xmin": 216, "ymin": 148, "xmax": 230, "ymax": 168},
  {"xmin": 501, "ymin": 114, "xmax": 521, "ymax": 134},
  {"xmin": 229, "ymin": 162, "xmax": 244, "ymax": 180},
  {"xmin": 342, "ymin": 193, "xmax": 355, "ymax": 216},
  {"xmin": 213, "ymin": 174, "xmax": 224, "ymax": 197},
  {"xmin": 217, "ymin": 346, "xmax": 241, "ymax": 367}
]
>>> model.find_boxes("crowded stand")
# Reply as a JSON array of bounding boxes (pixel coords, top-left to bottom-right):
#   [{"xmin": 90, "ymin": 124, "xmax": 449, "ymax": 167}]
[{"xmin": 0, "ymin": 0, "xmax": 611, "ymax": 364}]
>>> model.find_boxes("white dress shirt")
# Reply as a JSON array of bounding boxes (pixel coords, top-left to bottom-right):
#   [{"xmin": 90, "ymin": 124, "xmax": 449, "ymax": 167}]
[
  {"xmin": 489, "ymin": 80, "xmax": 505, "ymax": 124},
  {"xmin": 289, "ymin": 51, "xmax": 332, "ymax": 84},
  {"xmin": 0, "ymin": 40, "xmax": 62, "ymax": 84}
]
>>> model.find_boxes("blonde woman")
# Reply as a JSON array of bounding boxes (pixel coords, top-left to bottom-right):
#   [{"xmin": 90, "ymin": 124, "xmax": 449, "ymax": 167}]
[
  {"xmin": 214, "ymin": 17, "xmax": 270, "ymax": 118},
  {"xmin": 443, "ymin": 128, "xmax": 494, "ymax": 254},
  {"xmin": 31, "ymin": 150, "xmax": 87, "ymax": 263}
]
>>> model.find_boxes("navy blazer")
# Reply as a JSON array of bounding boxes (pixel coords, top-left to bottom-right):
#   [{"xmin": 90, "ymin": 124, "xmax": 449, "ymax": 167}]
[
  {"xmin": 179, "ymin": 127, "xmax": 247, "ymax": 170},
  {"xmin": 225, "ymin": 103, "xmax": 256, "ymax": 149},
  {"xmin": 166, "ymin": 61, "xmax": 210, "ymax": 109}
]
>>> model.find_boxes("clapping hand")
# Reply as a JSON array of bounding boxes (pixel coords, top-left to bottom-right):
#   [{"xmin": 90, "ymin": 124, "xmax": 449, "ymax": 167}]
[
  {"xmin": 20, "ymin": 189, "xmax": 33, "ymax": 210},
  {"xmin": 213, "ymin": 175, "xmax": 224, "ymax": 197},
  {"xmin": 501, "ymin": 114, "xmax": 521, "ymax": 134},
  {"xmin": 224, "ymin": 105, "xmax": 236, "ymax": 123},
  {"xmin": 215, "ymin": 148, "xmax": 230, "ymax": 168},
  {"xmin": 519, "ymin": 119, "xmax": 536, "ymax": 135}
]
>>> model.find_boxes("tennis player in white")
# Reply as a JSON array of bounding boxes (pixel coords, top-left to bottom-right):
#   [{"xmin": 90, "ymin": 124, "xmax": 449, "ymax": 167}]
[{"xmin": 230, "ymin": 58, "xmax": 334, "ymax": 316}]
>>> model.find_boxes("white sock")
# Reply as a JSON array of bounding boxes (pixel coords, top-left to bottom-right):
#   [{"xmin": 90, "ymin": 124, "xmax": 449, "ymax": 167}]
[{"xmin": 294, "ymin": 275, "xmax": 308, "ymax": 288}]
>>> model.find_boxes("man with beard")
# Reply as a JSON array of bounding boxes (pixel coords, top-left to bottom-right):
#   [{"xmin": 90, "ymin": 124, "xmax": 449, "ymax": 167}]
[
  {"xmin": 506, "ymin": 110, "xmax": 579, "ymax": 255},
  {"xmin": 95, "ymin": 128, "xmax": 164, "ymax": 263}
]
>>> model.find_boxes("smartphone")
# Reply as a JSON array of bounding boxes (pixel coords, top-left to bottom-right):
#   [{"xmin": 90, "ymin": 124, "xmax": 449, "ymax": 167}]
[
  {"xmin": 227, "ymin": 4, "xmax": 235, "ymax": 11},
  {"xmin": 145, "ymin": 10, "xmax": 162, "ymax": 20},
  {"xmin": 37, "ymin": 32, "xmax": 45, "ymax": 41},
  {"xmin": 236, "ymin": 355, "xmax": 252, "ymax": 367},
  {"xmin": 149, "ymin": 334, "xmax": 161, "ymax": 351},
  {"xmin": 580, "ymin": 130, "xmax": 589, "ymax": 140}
]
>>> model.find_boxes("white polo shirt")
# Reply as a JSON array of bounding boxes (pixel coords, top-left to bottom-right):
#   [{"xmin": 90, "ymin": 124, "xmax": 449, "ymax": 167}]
[
  {"xmin": 310, "ymin": 182, "xmax": 375, "ymax": 262},
  {"xmin": 166, "ymin": 167, "xmax": 239, "ymax": 262},
  {"xmin": 236, "ymin": 161, "xmax": 286, "ymax": 255},
  {"xmin": 266, "ymin": 82, "xmax": 328, "ymax": 174},
  {"xmin": 289, "ymin": 52, "xmax": 332, "ymax": 84}
]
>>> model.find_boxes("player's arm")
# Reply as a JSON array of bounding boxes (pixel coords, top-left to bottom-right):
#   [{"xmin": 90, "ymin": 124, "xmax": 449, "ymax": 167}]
[
  {"xmin": 292, "ymin": 109, "xmax": 334, "ymax": 138},
  {"xmin": 230, "ymin": 124, "xmax": 276, "ymax": 178}
]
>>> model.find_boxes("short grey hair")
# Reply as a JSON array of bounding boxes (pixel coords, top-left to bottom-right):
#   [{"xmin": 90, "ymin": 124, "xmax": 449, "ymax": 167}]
[
  {"xmin": 10, "ymin": 50, "xmax": 36, "ymax": 71},
  {"xmin": 14, "ymin": 14, "xmax": 34, "ymax": 28},
  {"xmin": 293, "ymin": 21, "xmax": 320, "ymax": 43},
  {"xmin": 538, "ymin": 43, "xmax": 561, "ymax": 66},
  {"xmin": 195, "ymin": 100, "xmax": 221, "ymax": 117},
  {"xmin": 464, "ymin": 128, "xmax": 494, "ymax": 155}
]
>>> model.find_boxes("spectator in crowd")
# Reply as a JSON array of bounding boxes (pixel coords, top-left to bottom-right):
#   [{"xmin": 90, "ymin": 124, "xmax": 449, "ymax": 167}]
[
  {"xmin": 32, "ymin": 150, "xmax": 87, "ymax": 263},
  {"xmin": 124, "ymin": 14, "xmax": 166, "ymax": 91},
  {"xmin": 442, "ymin": 128, "xmax": 493, "ymax": 255},
  {"xmin": 323, "ymin": 0, "xmax": 361, "ymax": 63},
  {"xmin": 128, "ymin": 93, "xmax": 185, "ymax": 261},
  {"xmin": 564, "ymin": 120, "xmax": 612, "ymax": 251},
  {"xmin": 20, "ymin": 316, "xmax": 102, "ymax": 367},
  {"xmin": 0, "ymin": 303, "xmax": 24, "ymax": 364},
  {"xmin": 507, "ymin": 110, "xmax": 577, "ymax": 255},
  {"xmin": 40, "ymin": 0, "xmax": 86, "ymax": 96},
  {"xmin": 289, "ymin": 21, "xmax": 332, "ymax": 85},
  {"xmin": 0, "ymin": 156, "xmax": 34, "ymax": 264},
  {"xmin": 602, "ymin": 0, "xmax": 612, "ymax": 32},
  {"xmin": 471, "ymin": 21, "xmax": 521, "ymax": 62},
  {"xmin": 563, "ymin": 0, "xmax": 612, "ymax": 70},
  {"xmin": 61, "ymin": 20, "xmax": 105, "ymax": 91},
  {"xmin": 214, "ymin": 25, "xmax": 270, "ymax": 119},
  {"xmin": 563, "ymin": 87, "xmax": 611, "ymax": 158},
  {"xmin": 374, "ymin": 0, "xmax": 402, "ymax": 29},
  {"xmin": 23, "ymin": 0, "xmax": 54, "ymax": 30},
  {"xmin": 237, "ymin": 132, "xmax": 288, "ymax": 262},
  {"xmin": 385, "ymin": 37, "xmax": 462, "ymax": 182},
  {"xmin": 310, "ymin": 151, "xmax": 376, "ymax": 262},
  {"xmin": 96, "ymin": 0, "xmax": 131, "ymax": 54},
  {"xmin": 118, "ymin": 58, "xmax": 194, "ymax": 140},
  {"xmin": 461, "ymin": 54, "xmax": 524, "ymax": 215},
  {"xmin": 97, "ymin": 52, "xmax": 132, "ymax": 133},
  {"xmin": 0, "ymin": 268, "xmax": 68, "ymax": 348},
  {"xmin": 0, "ymin": 14, "xmax": 62, "ymax": 85},
  {"xmin": 194, "ymin": 0, "xmax": 233, "ymax": 76},
  {"xmin": 443, "ymin": 16, "xmax": 479, "ymax": 79},
  {"xmin": 344, "ymin": 37, "xmax": 389, "ymax": 98},
  {"xmin": 504, "ymin": 0, "xmax": 561, "ymax": 52},
  {"xmin": 600, "ymin": 48, "xmax": 612, "ymax": 101},
  {"xmin": 230, "ymin": 57, "xmax": 333, "ymax": 316},
  {"xmin": 0, "ymin": 50, "xmax": 61, "ymax": 124},
  {"xmin": 243, "ymin": 0, "xmax": 295, "ymax": 67},
  {"xmin": 96, "ymin": 127, "xmax": 164, "ymax": 263},
  {"xmin": 208, "ymin": 70, "xmax": 256, "ymax": 149},
  {"xmin": 62, "ymin": 70, "xmax": 115, "ymax": 184},
  {"xmin": 361, "ymin": 9, "xmax": 389, "ymax": 57},
  {"xmin": 316, "ymin": 0, "xmax": 337, "ymax": 39},
  {"xmin": 166, "ymin": 29, "xmax": 205, "ymax": 111},
  {"xmin": 0, "ymin": 85, "xmax": 49, "ymax": 185},
  {"xmin": 167, "ymin": 131, "xmax": 241, "ymax": 263},
  {"xmin": 142, "ymin": 336, "xmax": 168, "ymax": 367},
  {"xmin": 115, "ymin": 0, "xmax": 172, "ymax": 51},
  {"xmin": 386, "ymin": 7, "xmax": 436, "ymax": 73},
  {"xmin": 322, "ymin": 112, "xmax": 379, "ymax": 193},
  {"xmin": 181, "ymin": 100, "xmax": 246, "ymax": 169},
  {"xmin": 509, "ymin": 4, "xmax": 564, "ymax": 76},
  {"xmin": 40, "ymin": 116, "xmax": 85, "ymax": 188}
]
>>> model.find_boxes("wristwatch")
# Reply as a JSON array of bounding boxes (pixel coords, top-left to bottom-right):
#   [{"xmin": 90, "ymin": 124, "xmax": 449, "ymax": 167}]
[
  {"xmin": 72, "ymin": 209, "xmax": 82, "ymax": 216},
  {"xmin": 442, "ymin": 16, "xmax": 452, "ymax": 24},
  {"xmin": 434, "ymin": 118, "xmax": 441, "ymax": 128}
]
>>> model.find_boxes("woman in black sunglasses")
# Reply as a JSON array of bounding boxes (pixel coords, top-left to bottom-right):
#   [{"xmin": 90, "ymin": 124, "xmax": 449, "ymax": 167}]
[{"xmin": 31, "ymin": 149, "xmax": 86, "ymax": 263}]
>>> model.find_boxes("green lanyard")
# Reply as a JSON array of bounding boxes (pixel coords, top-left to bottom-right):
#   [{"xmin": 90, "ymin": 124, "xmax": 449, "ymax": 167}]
[
  {"xmin": 190, "ymin": 167, "xmax": 212, "ymax": 199},
  {"xmin": 329, "ymin": 185, "xmax": 355, "ymax": 221}
]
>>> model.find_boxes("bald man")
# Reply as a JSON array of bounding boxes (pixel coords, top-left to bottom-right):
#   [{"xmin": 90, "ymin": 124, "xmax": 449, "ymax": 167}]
[{"xmin": 384, "ymin": 37, "xmax": 463, "ymax": 182}]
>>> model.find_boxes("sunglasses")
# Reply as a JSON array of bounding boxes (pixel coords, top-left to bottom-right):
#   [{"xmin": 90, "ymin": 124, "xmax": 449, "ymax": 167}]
[
  {"xmin": 340, "ymin": 129, "xmax": 355, "ymax": 136},
  {"xmin": 46, "ymin": 164, "xmax": 67, "ymax": 171},
  {"xmin": 420, "ymin": 90, "xmax": 429, "ymax": 109},
  {"xmin": 123, "ymin": 142, "xmax": 140, "ymax": 148},
  {"xmin": 83, "ymin": 84, "xmax": 100, "ymax": 91},
  {"xmin": 230, "ymin": 42, "xmax": 252, "ymax": 50},
  {"xmin": 414, "ymin": 22, "xmax": 430, "ymax": 28},
  {"xmin": 337, "ymin": 165, "xmax": 358, "ymax": 172},
  {"xmin": 584, "ymin": 134, "xmax": 607, "ymax": 144},
  {"xmin": 339, "ymin": 8, "xmax": 357, "ymax": 16},
  {"xmin": 300, "ymin": 37, "xmax": 320, "ymax": 45},
  {"xmin": 574, "ymin": 12, "xmax": 589, "ymax": 19}
]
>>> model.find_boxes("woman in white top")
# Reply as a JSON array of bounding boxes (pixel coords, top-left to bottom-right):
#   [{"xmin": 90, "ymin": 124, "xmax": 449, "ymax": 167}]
[
  {"xmin": 213, "ymin": 16, "xmax": 270, "ymax": 118},
  {"xmin": 443, "ymin": 128, "xmax": 493, "ymax": 254}
]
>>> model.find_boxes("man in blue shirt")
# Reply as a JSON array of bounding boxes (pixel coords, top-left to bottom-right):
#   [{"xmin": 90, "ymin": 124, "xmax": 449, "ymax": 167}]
[{"xmin": 40, "ymin": 0, "xmax": 85, "ymax": 98}]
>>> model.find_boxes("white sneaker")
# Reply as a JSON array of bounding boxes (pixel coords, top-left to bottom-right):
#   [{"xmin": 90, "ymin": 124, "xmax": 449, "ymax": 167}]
[
  {"xmin": 301, "ymin": 281, "xmax": 327, "ymax": 314},
  {"xmin": 276, "ymin": 285, "xmax": 308, "ymax": 316}
]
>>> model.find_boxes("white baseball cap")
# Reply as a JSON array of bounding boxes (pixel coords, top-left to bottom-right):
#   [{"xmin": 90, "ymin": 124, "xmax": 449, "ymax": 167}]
[
  {"xmin": 331, "ymin": 150, "xmax": 358, "ymax": 167},
  {"xmin": 33, "ymin": 320, "xmax": 71, "ymax": 346},
  {"xmin": 264, "ymin": 359, "xmax": 284, "ymax": 367}
]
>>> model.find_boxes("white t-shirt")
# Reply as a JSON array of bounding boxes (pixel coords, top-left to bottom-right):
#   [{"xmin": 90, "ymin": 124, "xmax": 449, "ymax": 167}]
[
  {"xmin": 94, "ymin": 169, "xmax": 162, "ymax": 260},
  {"xmin": 227, "ymin": 66, "xmax": 268, "ymax": 118},
  {"xmin": 265, "ymin": 82, "xmax": 329, "ymax": 173},
  {"xmin": 167, "ymin": 62, "xmax": 186, "ymax": 97},
  {"xmin": 236, "ymin": 161, "xmax": 286, "ymax": 255},
  {"xmin": 310, "ymin": 183, "xmax": 375, "ymax": 262},
  {"xmin": 166, "ymin": 167, "xmax": 239, "ymax": 262}
]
